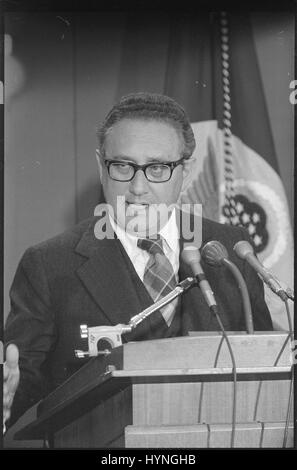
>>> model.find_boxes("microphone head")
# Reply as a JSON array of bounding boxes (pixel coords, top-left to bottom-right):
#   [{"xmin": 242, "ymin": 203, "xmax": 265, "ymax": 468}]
[
  {"xmin": 233, "ymin": 240, "xmax": 254, "ymax": 260},
  {"xmin": 201, "ymin": 240, "xmax": 228, "ymax": 267},
  {"xmin": 181, "ymin": 245, "xmax": 201, "ymax": 266}
]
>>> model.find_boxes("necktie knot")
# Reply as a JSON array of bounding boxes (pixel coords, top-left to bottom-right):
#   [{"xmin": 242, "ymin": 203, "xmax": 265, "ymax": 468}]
[{"xmin": 137, "ymin": 237, "xmax": 164, "ymax": 257}]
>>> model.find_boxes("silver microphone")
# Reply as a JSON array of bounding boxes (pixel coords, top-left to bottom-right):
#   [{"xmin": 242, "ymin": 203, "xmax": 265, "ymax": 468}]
[
  {"xmin": 201, "ymin": 240, "xmax": 254, "ymax": 334},
  {"xmin": 233, "ymin": 240, "xmax": 294, "ymax": 302},
  {"xmin": 181, "ymin": 246, "xmax": 218, "ymax": 310}
]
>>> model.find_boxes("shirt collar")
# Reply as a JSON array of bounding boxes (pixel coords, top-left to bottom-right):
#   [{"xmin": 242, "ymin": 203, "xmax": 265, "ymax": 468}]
[
  {"xmin": 109, "ymin": 208, "xmax": 179, "ymax": 255},
  {"xmin": 159, "ymin": 209, "xmax": 179, "ymax": 253}
]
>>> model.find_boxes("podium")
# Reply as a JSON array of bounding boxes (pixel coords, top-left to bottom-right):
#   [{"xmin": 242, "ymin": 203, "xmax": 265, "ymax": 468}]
[{"xmin": 15, "ymin": 332, "xmax": 294, "ymax": 448}]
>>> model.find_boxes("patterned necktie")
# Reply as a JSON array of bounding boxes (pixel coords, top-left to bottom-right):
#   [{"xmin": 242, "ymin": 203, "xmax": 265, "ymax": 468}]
[{"xmin": 137, "ymin": 237, "xmax": 178, "ymax": 327}]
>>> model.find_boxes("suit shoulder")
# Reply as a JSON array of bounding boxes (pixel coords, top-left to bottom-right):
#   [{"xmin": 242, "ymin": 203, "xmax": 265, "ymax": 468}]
[
  {"xmin": 25, "ymin": 217, "xmax": 97, "ymax": 255},
  {"xmin": 202, "ymin": 217, "xmax": 248, "ymax": 245}
]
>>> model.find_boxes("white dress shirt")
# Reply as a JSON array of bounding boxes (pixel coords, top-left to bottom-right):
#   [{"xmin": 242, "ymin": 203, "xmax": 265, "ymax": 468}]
[{"xmin": 109, "ymin": 209, "xmax": 180, "ymax": 283}]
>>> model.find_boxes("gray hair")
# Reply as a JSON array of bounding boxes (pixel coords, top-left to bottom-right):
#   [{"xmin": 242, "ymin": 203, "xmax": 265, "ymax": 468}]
[{"xmin": 97, "ymin": 92, "xmax": 196, "ymax": 159}]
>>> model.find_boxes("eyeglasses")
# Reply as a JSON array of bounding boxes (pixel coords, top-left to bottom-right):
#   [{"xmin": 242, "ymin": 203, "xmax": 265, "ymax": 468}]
[{"xmin": 102, "ymin": 157, "xmax": 187, "ymax": 183}]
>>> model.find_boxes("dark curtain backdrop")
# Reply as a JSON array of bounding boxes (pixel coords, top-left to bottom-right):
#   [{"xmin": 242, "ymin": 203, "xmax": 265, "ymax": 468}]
[{"xmin": 3, "ymin": 11, "xmax": 294, "ymax": 447}]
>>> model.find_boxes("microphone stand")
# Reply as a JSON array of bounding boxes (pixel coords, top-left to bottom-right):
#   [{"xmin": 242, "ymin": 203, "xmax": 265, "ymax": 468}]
[
  {"xmin": 75, "ymin": 277, "xmax": 198, "ymax": 358},
  {"xmin": 128, "ymin": 277, "xmax": 197, "ymax": 330}
]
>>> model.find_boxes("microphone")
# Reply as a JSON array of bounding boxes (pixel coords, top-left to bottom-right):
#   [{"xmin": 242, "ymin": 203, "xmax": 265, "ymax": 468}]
[
  {"xmin": 181, "ymin": 246, "xmax": 217, "ymax": 311},
  {"xmin": 201, "ymin": 240, "xmax": 254, "ymax": 334},
  {"xmin": 233, "ymin": 241, "xmax": 293, "ymax": 302},
  {"xmin": 128, "ymin": 277, "xmax": 197, "ymax": 329}
]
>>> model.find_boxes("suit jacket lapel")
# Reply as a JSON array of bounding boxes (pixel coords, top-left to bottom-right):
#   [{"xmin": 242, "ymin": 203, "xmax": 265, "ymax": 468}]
[{"xmin": 74, "ymin": 218, "xmax": 148, "ymax": 326}]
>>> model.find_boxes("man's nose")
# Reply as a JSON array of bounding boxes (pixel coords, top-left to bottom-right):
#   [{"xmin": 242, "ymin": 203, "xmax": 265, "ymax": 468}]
[{"xmin": 129, "ymin": 169, "xmax": 149, "ymax": 195}]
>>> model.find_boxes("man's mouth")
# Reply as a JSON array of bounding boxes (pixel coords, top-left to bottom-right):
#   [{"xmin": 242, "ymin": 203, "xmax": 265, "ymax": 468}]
[
  {"xmin": 126, "ymin": 199, "xmax": 149, "ymax": 203},
  {"xmin": 125, "ymin": 202, "xmax": 150, "ymax": 216},
  {"xmin": 126, "ymin": 202, "xmax": 149, "ymax": 208}
]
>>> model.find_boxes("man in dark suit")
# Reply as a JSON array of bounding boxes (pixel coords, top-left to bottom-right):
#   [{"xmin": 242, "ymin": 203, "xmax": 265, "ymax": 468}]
[{"xmin": 3, "ymin": 92, "xmax": 273, "ymax": 430}]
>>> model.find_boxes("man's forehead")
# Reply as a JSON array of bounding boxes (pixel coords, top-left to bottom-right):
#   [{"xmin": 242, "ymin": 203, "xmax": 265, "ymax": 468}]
[
  {"xmin": 105, "ymin": 118, "xmax": 182, "ymax": 147},
  {"xmin": 103, "ymin": 120, "xmax": 182, "ymax": 163},
  {"xmin": 109, "ymin": 117, "xmax": 178, "ymax": 132}
]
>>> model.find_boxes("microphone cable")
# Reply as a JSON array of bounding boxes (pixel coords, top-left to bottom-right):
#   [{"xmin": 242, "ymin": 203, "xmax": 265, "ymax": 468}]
[
  {"xmin": 252, "ymin": 330, "xmax": 293, "ymax": 448},
  {"xmin": 282, "ymin": 365, "xmax": 294, "ymax": 448},
  {"xmin": 282, "ymin": 298, "xmax": 294, "ymax": 448},
  {"xmin": 211, "ymin": 305, "xmax": 237, "ymax": 448}
]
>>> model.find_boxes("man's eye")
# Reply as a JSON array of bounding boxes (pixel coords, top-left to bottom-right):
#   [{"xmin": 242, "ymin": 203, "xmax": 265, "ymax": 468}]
[
  {"xmin": 149, "ymin": 165, "xmax": 166, "ymax": 175},
  {"xmin": 114, "ymin": 164, "xmax": 131, "ymax": 174}
]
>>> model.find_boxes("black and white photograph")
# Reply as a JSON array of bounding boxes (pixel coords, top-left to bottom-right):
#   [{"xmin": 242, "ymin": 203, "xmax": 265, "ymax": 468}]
[{"xmin": 1, "ymin": 0, "xmax": 295, "ymax": 453}]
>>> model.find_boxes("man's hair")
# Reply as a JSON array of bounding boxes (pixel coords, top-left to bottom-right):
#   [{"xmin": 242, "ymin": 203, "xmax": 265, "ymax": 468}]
[{"xmin": 97, "ymin": 92, "xmax": 196, "ymax": 159}]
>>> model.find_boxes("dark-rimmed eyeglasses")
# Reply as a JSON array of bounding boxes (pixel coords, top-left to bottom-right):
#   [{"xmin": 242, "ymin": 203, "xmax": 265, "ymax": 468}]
[{"xmin": 102, "ymin": 157, "xmax": 187, "ymax": 183}]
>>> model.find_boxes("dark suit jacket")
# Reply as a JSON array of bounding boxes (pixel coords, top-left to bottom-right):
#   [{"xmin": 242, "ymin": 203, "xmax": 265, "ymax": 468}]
[{"xmin": 5, "ymin": 214, "xmax": 273, "ymax": 425}]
